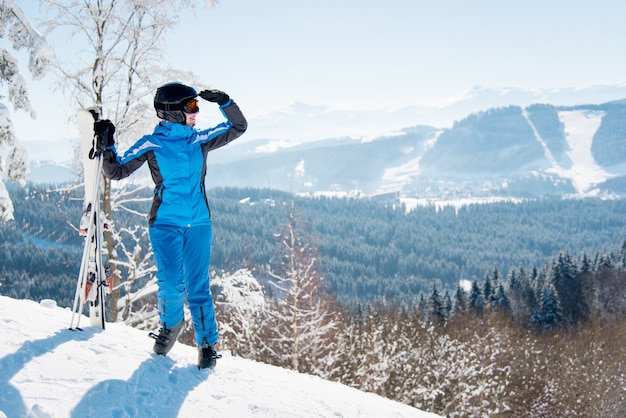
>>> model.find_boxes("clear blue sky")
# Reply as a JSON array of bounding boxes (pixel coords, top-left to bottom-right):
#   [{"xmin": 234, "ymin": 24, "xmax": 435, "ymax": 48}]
[{"xmin": 12, "ymin": 0, "xmax": 626, "ymax": 142}]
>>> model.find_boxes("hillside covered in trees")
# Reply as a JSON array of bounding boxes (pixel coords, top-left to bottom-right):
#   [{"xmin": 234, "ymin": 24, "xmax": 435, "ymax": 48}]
[
  {"xmin": 211, "ymin": 245, "xmax": 626, "ymax": 416},
  {"xmin": 2, "ymin": 183, "xmax": 626, "ymax": 308}
]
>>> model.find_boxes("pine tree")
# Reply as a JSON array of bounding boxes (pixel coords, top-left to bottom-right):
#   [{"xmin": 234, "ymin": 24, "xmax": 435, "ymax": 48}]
[
  {"xmin": 597, "ymin": 254, "xmax": 614, "ymax": 269},
  {"xmin": 483, "ymin": 271, "xmax": 494, "ymax": 307},
  {"xmin": 507, "ymin": 269, "xmax": 522, "ymax": 319},
  {"xmin": 580, "ymin": 252, "xmax": 592, "ymax": 273},
  {"xmin": 469, "ymin": 277, "xmax": 484, "ymax": 316},
  {"xmin": 619, "ymin": 241, "xmax": 626, "ymax": 268},
  {"xmin": 528, "ymin": 268, "xmax": 544, "ymax": 326},
  {"xmin": 428, "ymin": 282, "xmax": 445, "ymax": 323},
  {"xmin": 490, "ymin": 266, "xmax": 502, "ymax": 305},
  {"xmin": 552, "ymin": 252, "xmax": 586, "ymax": 326},
  {"xmin": 443, "ymin": 287, "xmax": 453, "ymax": 318},
  {"xmin": 538, "ymin": 284, "xmax": 564, "ymax": 330},
  {"xmin": 417, "ymin": 291, "xmax": 428, "ymax": 318},
  {"xmin": 493, "ymin": 282, "xmax": 510, "ymax": 313},
  {"xmin": 453, "ymin": 283, "xmax": 468, "ymax": 316}
]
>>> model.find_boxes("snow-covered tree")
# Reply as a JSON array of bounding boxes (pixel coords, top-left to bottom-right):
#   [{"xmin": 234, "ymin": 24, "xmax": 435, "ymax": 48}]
[
  {"xmin": 39, "ymin": 0, "xmax": 216, "ymax": 321},
  {"xmin": 493, "ymin": 281, "xmax": 510, "ymax": 313},
  {"xmin": 453, "ymin": 282, "xmax": 468, "ymax": 316},
  {"xmin": 482, "ymin": 270, "xmax": 494, "ymax": 305},
  {"xmin": 428, "ymin": 282, "xmax": 445, "ymax": 323},
  {"xmin": 409, "ymin": 326, "xmax": 469, "ymax": 413},
  {"xmin": 265, "ymin": 205, "xmax": 337, "ymax": 374},
  {"xmin": 212, "ymin": 269, "xmax": 266, "ymax": 360},
  {"xmin": 551, "ymin": 252, "xmax": 586, "ymax": 326},
  {"xmin": 443, "ymin": 287, "xmax": 452, "ymax": 318},
  {"xmin": 468, "ymin": 276, "xmax": 484, "ymax": 315},
  {"xmin": 593, "ymin": 261, "xmax": 626, "ymax": 321},
  {"xmin": 0, "ymin": 1, "xmax": 51, "ymax": 220},
  {"xmin": 538, "ymin": 283, "xmax": 564, "ymax": 330},
  {"xmin": 509, "ymin": 267, "xmax": 541, "ymax": 326},
  {"xmin": 342, "ymin": 304, "xmax": 388, "ymax": 393}
]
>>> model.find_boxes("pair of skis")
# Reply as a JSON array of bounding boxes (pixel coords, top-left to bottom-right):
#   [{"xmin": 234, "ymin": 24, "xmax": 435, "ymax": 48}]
[{"xmin": 69, "ymin": 109, "xmax": 112, "ymax": 330}]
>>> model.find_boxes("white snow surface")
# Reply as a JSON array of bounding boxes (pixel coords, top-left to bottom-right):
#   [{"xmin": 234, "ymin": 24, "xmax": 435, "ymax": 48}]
[
  {"xmin": 0, "ymin": 296, "xmax": 439, "ymax": 418},
  {"xmin": 557, "ymin": 110, "xmax": 614, "ymax": 194},
  {"xmin": 523, "ymin": 108, "xmax": 613, "ymax": 196},
  {"xmin": 379, "ymin": 131, "xmax": 442, "ymax": 193}
]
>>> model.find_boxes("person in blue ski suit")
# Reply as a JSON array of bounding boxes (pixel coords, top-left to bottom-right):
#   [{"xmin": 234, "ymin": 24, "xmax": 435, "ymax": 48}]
[{"xmin": 98, "ymin": 82, "xmax": 247, "ymax": 369}]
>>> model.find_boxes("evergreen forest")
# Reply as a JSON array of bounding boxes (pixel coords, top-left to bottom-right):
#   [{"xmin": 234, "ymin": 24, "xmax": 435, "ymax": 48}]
[{"xmin": 2, "ymin": 183, "xmax": 626, "ymax": 308}]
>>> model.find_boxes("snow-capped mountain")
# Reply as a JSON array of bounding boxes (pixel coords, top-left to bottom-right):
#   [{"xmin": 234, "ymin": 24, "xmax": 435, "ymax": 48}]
[
  {"xmin": 205, "ymin": 100, "xmax": 626, "ymax": 199},
  {"xmin": 24, "ymin": 91, "xmax": 626, "ymax": 201},
  {"xmin": 0, "ymin": 295, "xmax": 438, "ymax": 417}
]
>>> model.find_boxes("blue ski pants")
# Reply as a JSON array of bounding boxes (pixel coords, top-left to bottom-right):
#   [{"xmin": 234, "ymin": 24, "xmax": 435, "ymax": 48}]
[{"xmin": 149, "ymin": 224, "xmax": 218, "ymax": 347}]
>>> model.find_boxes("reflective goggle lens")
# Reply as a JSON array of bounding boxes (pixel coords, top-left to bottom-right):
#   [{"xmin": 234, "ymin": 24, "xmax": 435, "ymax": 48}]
[{"xmin": 184, "ymin": 98, "xmax": 199, "ymax": 113}]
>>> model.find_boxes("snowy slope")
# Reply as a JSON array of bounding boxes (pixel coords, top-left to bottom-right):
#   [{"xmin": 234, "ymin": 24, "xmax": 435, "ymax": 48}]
[
  {"xmin": 0, "ymin": 296, "xmax": 439, "ymax": 418},
  {"xmin": 556, "ymin": 110, "xmax": 614, "ymax": 194},
  {"xmin": 521, "ymin": 108, "xmax": 614, "ymax": 196}
]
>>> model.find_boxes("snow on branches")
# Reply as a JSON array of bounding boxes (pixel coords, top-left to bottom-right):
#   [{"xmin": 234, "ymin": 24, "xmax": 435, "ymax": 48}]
[{"xmin": 0, "ymin": 0, "xmax": 52, "ymax": 220}]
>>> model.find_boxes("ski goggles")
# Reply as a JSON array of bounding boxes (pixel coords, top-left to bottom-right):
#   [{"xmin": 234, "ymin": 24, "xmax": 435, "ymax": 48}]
[{"xmin": 184, "ymin": 98, "xmax": 199, "ymax": 114}]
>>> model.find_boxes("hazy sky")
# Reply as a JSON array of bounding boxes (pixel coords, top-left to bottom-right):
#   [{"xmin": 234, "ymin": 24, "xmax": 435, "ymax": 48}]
[
  {"xmin": 178, "ymin": 0, "xmax": 626, "ymax": 112},
  {"xmin": 11, "ymin": 0, "xmax": 626, "ymax": 142}
]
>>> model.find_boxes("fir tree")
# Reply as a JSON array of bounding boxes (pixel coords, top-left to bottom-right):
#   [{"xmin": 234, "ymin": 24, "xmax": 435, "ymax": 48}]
[
  {"xmin": 469, "ymin": 277, "xmax": 484, "ymax": 316},
  {"xmin": 490, "ymin": 266, "xmax": 502, "ymax": 305},
  {"xmin": 538, "ymin": 284, "xmax": 564, "ymax": 330},
  {"xmin": 443, "ymin": 288, "xmax": 453, "ymax": 319},
  {"xmin": 552, "ymin": 252, "xmax": 586, "ymax": 326},
  {"xmin": 428, "ymin": 283, "xmax": 445, "ymax": 323},
  {"xmin": 528, "ymin": 268, "xmax": 544, "ymax": 326},
  {"xmin": 417, "ymin": 292, "xmax": 428, "ymax": 318},
  {"xmin": 483, "ymin": 271, "xmax": 494, "ymax": 307},
  {"xmin": 493, "ymin": 282, "xmax": 510, "ymax": 313},
  {"xmin": 580, "ymin": 253, "xmax": 592, "ymax": 273},
  {"xmin": 453, "ymin": 283, "xmax": 468, "ymax": 316},
  {"xmin": 619, "ymin": 240, "xmax": 626, "ymax": 268}
]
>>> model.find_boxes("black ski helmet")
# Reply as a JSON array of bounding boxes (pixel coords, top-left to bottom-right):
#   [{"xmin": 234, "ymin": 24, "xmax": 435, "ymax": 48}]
[{"xmin": 154, "ymin": 82, "xmax": 198, "ymax": 123}]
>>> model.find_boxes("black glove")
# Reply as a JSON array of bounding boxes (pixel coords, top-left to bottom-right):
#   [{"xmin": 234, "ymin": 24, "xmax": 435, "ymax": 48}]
[
  {"xmin": 92, "ymin": 119, "xmax": 115, "ymax": 158},
  {"xmin": 199, "ymin": 89, "xmax": 230, "ymax": 106}
]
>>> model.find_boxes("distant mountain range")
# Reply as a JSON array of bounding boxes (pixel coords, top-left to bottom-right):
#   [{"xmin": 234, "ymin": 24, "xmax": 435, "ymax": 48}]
[
  {"xmin": 23, "ymin": 86, "xmax": 626, "ymax": 201},
  {"xmin": 201, "ymin": 100, "xmax": 626, "ymax": 200},
  {"xmin": 247, "ymin": 84, "xmax": 626, "ymax": 141}
]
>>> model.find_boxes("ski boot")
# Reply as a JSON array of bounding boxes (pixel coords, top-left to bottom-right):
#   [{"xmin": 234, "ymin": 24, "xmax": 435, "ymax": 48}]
[
  {"xmin": 198, "ymin": 341, "xmax": 222, "ymax": 370},
  {"xmin": 149, "ymin": 321, "xmax": 184, "ymax": 355}
]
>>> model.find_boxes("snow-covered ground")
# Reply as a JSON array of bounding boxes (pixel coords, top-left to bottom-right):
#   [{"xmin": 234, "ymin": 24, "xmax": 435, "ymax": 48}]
[
  {"xmin": 522, "ymin": 108, "xmax": 615, "ymax": 196},
  {"xmin": 400, "ymin": 196, "xmax": 524, "ymax": 213},
  {"xmin": 557, "ymin": 110, "xmax": 614, "ymax": 194},
  {"xmin": 0, "ymin": 296, "xmax": 439, "ymax": 418},
  {"xmin": 378, "ymin": 132, "xmax": 442, "ymax": 194}
]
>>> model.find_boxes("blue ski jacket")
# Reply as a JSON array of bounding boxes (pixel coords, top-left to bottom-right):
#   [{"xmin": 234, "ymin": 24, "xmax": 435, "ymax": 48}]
[{"xmin": 102, "ymin": 100, "xmax": 247, "ymax": 227}]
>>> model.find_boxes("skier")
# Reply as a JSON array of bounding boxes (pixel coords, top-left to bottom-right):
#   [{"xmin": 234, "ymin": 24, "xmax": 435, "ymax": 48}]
[{"xmin": 96, "ymin": 82, "xmax": 247, "ymax": 369}]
